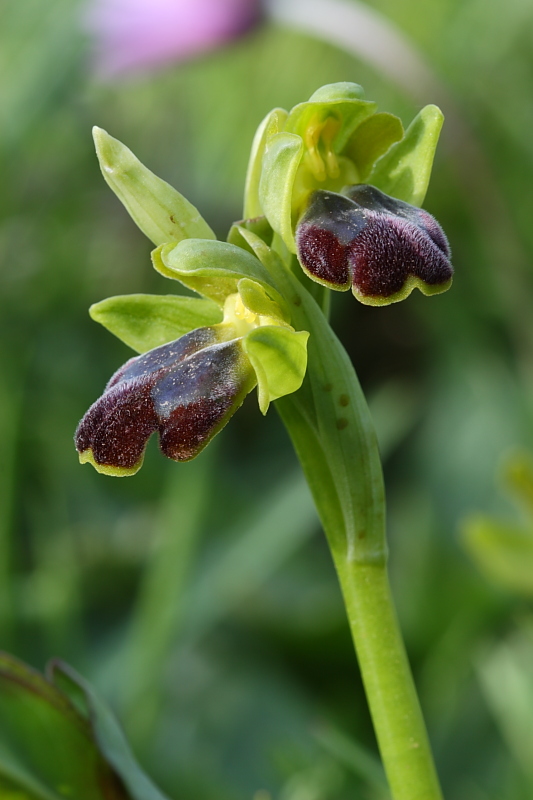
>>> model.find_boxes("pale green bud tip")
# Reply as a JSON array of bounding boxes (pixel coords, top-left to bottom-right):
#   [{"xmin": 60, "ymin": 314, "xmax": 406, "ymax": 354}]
[
  {"xmin": 93, "ymin": 126, "xmax": 126, "ymax": 176},
  {"xmin": 92, "ymin": 126, "xmax": 215, "ymax": 246}
]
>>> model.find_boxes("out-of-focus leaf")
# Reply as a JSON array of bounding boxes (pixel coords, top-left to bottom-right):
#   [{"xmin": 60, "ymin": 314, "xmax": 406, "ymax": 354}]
[
  {"xmin": 0, "ymin": 653, "xmax": 172, "ymax": 800},
  {"xmin": 502, "ymin": 450, "xmax": 533, "ymax": 519},
  {"xmin": 478, "ymin": 625, "xmax": 533, "ymax": 781},
  {"xmin": 0, "ymin": 652, "xmax": 126, "ymax": 800},
  {"xmin": 89, "ymin": 294, "xmax": 222, "ymax": 354},
  {"xmin": 462, "ymin": 450, "xmax": 533, "ymax": 596},
  {"xmin": 48, "ymin": 662, "xmax": 170, "ymax": 800},
  {"xmin": 461, "ymin": 516, "xmax": 533, "ymax": 596}
]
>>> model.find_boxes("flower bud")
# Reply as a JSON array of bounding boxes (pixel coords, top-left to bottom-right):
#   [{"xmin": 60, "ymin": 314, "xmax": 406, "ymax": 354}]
[{"xmin": 296, "ymin": 185, "xmax": 453, "ymax": 305}]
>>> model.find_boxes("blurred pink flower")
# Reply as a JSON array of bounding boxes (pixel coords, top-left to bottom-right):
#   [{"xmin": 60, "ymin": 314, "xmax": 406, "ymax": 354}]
[{"xmin": 86, "ymin": 0, "xmax": 263, "ymax": 77}]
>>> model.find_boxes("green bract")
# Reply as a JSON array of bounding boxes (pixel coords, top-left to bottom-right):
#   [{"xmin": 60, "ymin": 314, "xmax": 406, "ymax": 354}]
[{"xmin": 245, "ymin": 82, "xmax": 443, "ymax": 252}]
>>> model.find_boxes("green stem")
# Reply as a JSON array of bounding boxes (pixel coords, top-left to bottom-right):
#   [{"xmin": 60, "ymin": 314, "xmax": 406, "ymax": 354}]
[
  {"xmin": 335, "ymin": 561, "xmax": 443, "ymax": 800},
  {"xmin": 239, "ymin": 229, "xmax": 443, "ymax": 799}
]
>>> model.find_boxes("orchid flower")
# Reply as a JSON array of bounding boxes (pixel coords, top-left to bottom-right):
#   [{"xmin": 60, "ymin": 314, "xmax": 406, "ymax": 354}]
[
  {"xmin": 86, "ymin": 0, "xmax": 262, "ymax": 77},
  {"xmin": 245, "ymin": 82, "xmax": 453, "ymax": 304},
  {"xmin": 75, "ymin": 128, "xmax": 307, "ymax": 475}
]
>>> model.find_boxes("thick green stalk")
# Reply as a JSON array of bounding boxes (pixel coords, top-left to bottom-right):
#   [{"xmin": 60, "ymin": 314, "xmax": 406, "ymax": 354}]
[{"xmin": 250, "ymin": 236, "xmax": 444, "ymax": 800}]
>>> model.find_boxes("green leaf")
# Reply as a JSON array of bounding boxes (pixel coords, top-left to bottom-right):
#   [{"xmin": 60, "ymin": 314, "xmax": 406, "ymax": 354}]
[
  {"xmin": 152, "ymin": 238, "xmax": 284, "ymax": 308},
  {"xmin": 93, "ymin": 127, "xmax": 215, "ymax": 246},
  {"xmin": 367, "ymin": 105, "xmax": 444, "ymax": 207},
  {"xmin": 0, "ymin": 652, "xmax": 126, "ymax": 800},
  {"xmin": 344, "ymin": 112, "xmax": 404, "ymax": 182},
  {"xmin": 461, "ymin": 515, "xmax": 533, "ymax": 596},
  {"xmin": 244, "ymin": 107, "xmax": 288, "ymax": 219},
  {"xmin": 243, "ymin": 326, "xmax": 309, "ymax": 414},
  {"xmin": 48, "ymin": 662, "xmax": 170, "ymax": 800},
  {"xmin": 237, "ymin": 278, "xmax": 290, "ymax": 323},
  {"xmin": 89, "ymin": 294, "xmax": 222, "ymax": 353},
  {"xmin": 259, "ymin": 132, "xmax": 304, "ymax": 253}
]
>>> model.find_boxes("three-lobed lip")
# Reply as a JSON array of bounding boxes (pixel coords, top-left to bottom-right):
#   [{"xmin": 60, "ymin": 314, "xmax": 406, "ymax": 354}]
[
  {"xmin": 296, "ymin": 184, "xmax": 453, "ymax": 305},
  {"xmin": 75, "ymin": 326, "xmax": 256, "ymax": 475}
]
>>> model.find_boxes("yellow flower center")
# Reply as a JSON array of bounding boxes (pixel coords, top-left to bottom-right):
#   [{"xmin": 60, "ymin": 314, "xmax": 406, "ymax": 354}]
[{"xmin": 304, "ymin": 115, "xmax": 341, "ymax": 181}]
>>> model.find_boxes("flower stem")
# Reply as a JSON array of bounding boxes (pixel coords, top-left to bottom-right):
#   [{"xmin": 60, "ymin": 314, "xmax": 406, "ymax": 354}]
[
  {"xmin": 269, "ymin": 251, "xmax": 443, "ymax": 800},
  {"xmin": 335, "ymin": 559, "xmax": 443, "ymax": 800}
]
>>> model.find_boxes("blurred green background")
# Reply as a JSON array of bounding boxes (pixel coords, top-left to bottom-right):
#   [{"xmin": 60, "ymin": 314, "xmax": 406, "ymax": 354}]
[{"xmin": 2, "ymin": 0, "xmax": 533, "ymax": 798}]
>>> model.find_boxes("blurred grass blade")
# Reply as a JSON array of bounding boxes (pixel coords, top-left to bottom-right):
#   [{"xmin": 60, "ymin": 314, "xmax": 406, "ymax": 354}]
[
  {"xmin": 184, "ymin": 469, "xmax": 318, "ymax": 640},
  {"xmin": 477, "ymin": 627, "xmax": 533, "ymax": 782},
  {"xmin": 313, "ymin": 724, "xmax": 388, "ymax": 796},
  {"xmin": 117, "ymin": 452, "xmax": 215, "ymax": 744}
]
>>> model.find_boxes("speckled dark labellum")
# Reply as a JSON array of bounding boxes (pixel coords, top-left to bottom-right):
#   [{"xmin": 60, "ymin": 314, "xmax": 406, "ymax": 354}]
[
  {"xmin": 75, "ymin": 326, "xmax": 256, "ymax": 475},
  {"xmin": 295, "ymin": 185, "xmax": 453, "ymax": 306}
]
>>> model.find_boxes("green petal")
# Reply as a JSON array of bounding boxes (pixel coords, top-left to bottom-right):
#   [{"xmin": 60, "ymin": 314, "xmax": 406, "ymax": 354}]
[
  {"xmin": 89, "ymin": 294, "xmax": 222, "ymax": 353},
  {"xmin": 237, "ymin": 278, "xmax": 290, "ymax": 324},
  {"xmin": 244, "ymin": 107, "xmax": 288, "ymax": 219},
  {"xmin": 259, "ymin": 132, "xmax": 304, "ymax": 253},
  {"xmin": 284, "ymin": 83, "xmax": 376, "ymax": 154},
  {"xmin": 152, "ymin": 238, "xmax": 285, "ymax": 308},
  {"xmin": 367, "ymin": 105, "xmax": 444, "ymax": 207},
  {"xmin": 243, "ymin": 326, "xmax": 309, "ymax": 414},
  {"xmin": 344, "ymin": 112, "xmax": 404, "ymax": 182},
  {"xmin": 93, "ymin": 127, "xmax": 215, "ymax": 246}
]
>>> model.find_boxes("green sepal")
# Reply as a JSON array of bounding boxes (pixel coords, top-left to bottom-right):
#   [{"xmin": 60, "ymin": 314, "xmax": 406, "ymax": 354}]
[
  {"xmin": 285, "ymin": 83, "xmax": 376, "ymax": 154},
  {"xmin": 344, "ymin": 112, "xmax": 404, "ymax": 181},
  {"xmin": 308, "ymin": 82, "xmax": 366, "ymax": 102},
  {"xmin": 152, "ymin": 238, "xmax": 285, "ymax": 308},
  {"xmin": 259, "ymin": 132, "xmax": 304, "ymax": 253},
  {"xmin": 237, "ymin": 278, "xmax": 290, "ymax": 324},
  {"xmin": 93, "ymin": 127, "xmax": 215, "ymax": 246},
  {"xmin": 89, "ymin": 294, "xmax": 222, "ymax": 354},
  {"xmin": 243, "ymin": 326, "xmax": 309, "ymax": 414},
  {"xmin": 367, "ymin": 105, "xmax": 444, "ymax": 207},
  {"xmin": 244, "ymin": 107, "xmax": 288, "ymax": 219}
]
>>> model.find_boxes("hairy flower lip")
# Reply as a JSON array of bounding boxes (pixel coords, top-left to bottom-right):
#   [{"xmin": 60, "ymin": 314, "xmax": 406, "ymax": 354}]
[
  {"xmin": 296, "ymin": 186, "xmax": 453, "ymax": 306},
  {"xmin": 75, "ymin": 327, "xmax": 256, "ymax": 475}
]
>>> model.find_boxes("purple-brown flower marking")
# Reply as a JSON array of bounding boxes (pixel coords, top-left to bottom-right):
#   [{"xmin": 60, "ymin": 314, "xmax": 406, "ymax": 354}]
[
  {"xmin": 296, "ymin": 185, "xmax": 453, "ymax": 305},
  {"xmin": 75, "ymin": 326, "xmax": 256, "ymax": 475}
]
